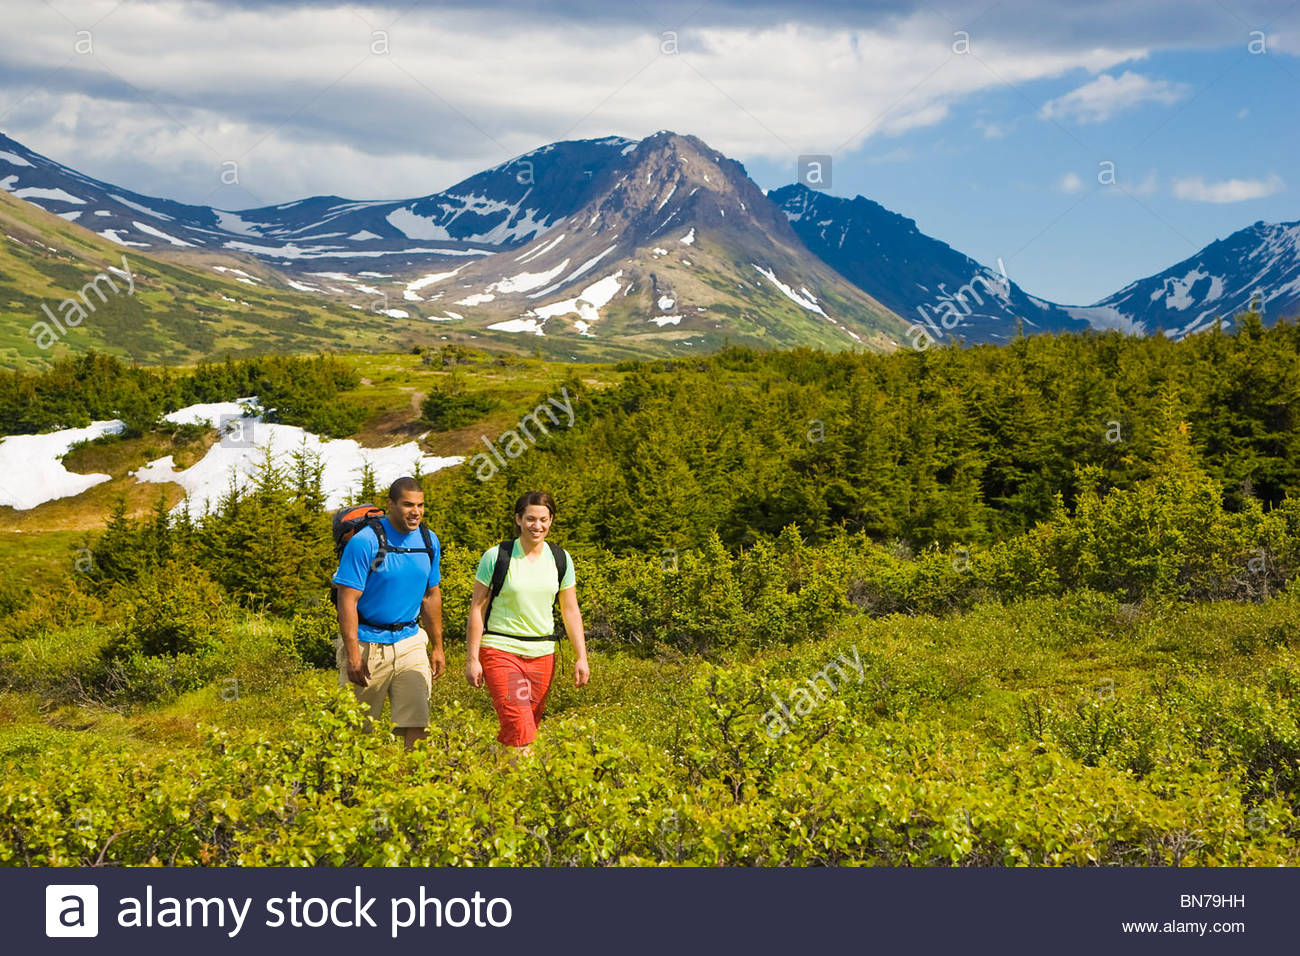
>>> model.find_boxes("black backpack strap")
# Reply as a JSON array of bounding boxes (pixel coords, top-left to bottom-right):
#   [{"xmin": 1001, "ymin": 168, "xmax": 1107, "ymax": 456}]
[
  {"xmin": 547, "ymin": 541, "xmax": 568, "ymax": 590},
  {"xmin": 490, "ymin": 540, "xmax": 513, "ymax": 597},
  {"xmin": 357, "ymin": 614, "xmax": 419, "ymax": 631},
  {"xmin": 482, "ymin": 539, "xmax": 513, "ymax": 631},
  {"xmin": 419, "ymin": 525, "xmax": 435, "ymax": 564},
  {"xmin": 548, "ymin": 542, "xmax": 568, "ymax": 640},
  {"xmin": 367, "ymin": 516, "xmax": 390, "ymax": 573}
]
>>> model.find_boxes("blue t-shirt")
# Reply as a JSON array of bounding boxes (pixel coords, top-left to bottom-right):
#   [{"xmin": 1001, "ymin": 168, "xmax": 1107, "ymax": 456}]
[{"xmin": 332, "ymin": 516, "xmax": 441, "ymax": 644}]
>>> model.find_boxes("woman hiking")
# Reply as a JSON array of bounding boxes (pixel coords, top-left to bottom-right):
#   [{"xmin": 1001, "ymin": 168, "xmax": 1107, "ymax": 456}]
[{"xmin": 465, "ymin": 490, "xmax": 589, "ymax": 751}]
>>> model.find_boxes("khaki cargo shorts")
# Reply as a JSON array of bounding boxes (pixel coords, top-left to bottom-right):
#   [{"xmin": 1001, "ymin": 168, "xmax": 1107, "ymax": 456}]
[{"xmin": 335, "ymin": 628, "xmax": 432, "ymax": 729}]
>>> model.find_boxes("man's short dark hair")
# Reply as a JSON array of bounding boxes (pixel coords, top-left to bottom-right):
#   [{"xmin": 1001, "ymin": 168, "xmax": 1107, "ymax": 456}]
[{"xmin": 388, "ymin": 476, "xmax": 424, "ymax": 501}]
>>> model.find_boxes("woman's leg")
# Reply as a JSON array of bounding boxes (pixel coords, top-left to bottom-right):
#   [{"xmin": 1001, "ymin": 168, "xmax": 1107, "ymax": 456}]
[
  {"xmin": 480, "ymin": 647, "xmax": 539, "ymax": 747},
  {"xmin": 526, "ymin": 652, "xmax": 555, "ymax": 726}
]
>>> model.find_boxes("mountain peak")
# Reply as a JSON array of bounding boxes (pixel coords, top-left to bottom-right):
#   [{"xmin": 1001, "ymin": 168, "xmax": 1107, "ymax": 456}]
[
  {"xmin": 371, "ymin": 129, "xmax": 905, "ymax": 349},
  {"xmin": 1083, "ymin": 215, "xmax": 1300, "ymax": 336}
]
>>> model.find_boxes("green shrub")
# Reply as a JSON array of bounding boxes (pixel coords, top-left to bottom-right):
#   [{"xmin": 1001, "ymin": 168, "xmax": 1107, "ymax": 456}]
[
  {"xmin": 99, "ymin": 649, "xmax": 226, "ymax": 704},
  {"xmin": 3, "ymin": 681, "xmax": 1295, "ymax": 867},
  {"xmin": 420, "ymin": 387, "xmax": 500, "ymax": 431},
  {"xmin": 288, "ymin": 601, "xmax": 338, "ymax": 668},
  {"xmin": 576, "ymin": 528, "xmax": 855, "ymax": 655},
  {"xmin": 0, "ymin": 624, "xmax": 113, "ymax": 702},
  {"xmin": 105, "ymin": 562, "xmax": 224, "ymax": 660},
  {"xmin": 0, "ymin": 574, "xmax": 109, "ymax": 645}
]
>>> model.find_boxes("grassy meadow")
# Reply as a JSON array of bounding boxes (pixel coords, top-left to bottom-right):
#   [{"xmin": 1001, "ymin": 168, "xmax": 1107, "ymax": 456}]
[{"xmin": 1, "ymin": 328, "xmax": 1299, "ymax": 865}]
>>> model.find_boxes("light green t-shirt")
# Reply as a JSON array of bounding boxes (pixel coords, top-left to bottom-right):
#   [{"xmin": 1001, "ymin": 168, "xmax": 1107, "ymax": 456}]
[{"xmin": 475, "ymin": 539, "xmax": 575, "ymax": 658}]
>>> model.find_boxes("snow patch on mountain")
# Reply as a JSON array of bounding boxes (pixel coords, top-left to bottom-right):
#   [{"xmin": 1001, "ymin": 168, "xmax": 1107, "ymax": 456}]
[
  {"xmin": 133, "ymin": 220, "xmax": 193, "ymax": 247},
  {"xmin": 752, "ymin": 264, "xmax": 827, "ymax": 317},
  {"xmin": 111, "ymin": 194, "xmax": 173, "ymax": 221},
  {"xmin": 99, "ymin": 229, "xmax": 148, "ymax": 247},
  {"xmin": 1154, "ymin": 268, "xmax": 1221, "ymax": 310},
  {"xmin": 489, "ymin": 259, "xmax": 571, "ymax": 295},
  {"xmin": 524, "ymin": 271, "xmax": 624, "ymax": 333},
  {"xmin": 516, "ymin": 232, "xmax": 567, "ymax": 263},
  {"xmin": 385, "ymin": 207, "xmax": 453, "ymax": 240},
  {"xmin": 15, "ymin": 186, "xmax": 84, "ymax": 204},
  {"xmin": 212, "ymin": 210, "xmax": 265, "ymax": 237},
  {"xmin": 1064, "ymin": 305, "xmax": 1144, "ymax": 334},
  {"xmin": 487, "ymin": 317, "xmax": 546, "ymax": 335},
  {"xmin": 404, "ymin": 267, "xmax": 463, "ymax": 301}
]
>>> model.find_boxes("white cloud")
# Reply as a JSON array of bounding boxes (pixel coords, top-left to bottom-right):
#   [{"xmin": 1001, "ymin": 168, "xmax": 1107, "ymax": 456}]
[
  {"xmin": 1058, "ymin": 172, "xmax": 1085, "ymax": 193},
  {"xmin": 1039, "ymin": 71, "xmax": 1189, "ymax": 124},
  {"xmin": 1171, "ymin": 173, "xmax": 1285, "ymax": 203},
  {"xmin": 0, "ymin": 2, "xmax": 1151, "ymax": 204},
  {"xmin": 1270, "ymin": 30, "xmax": 1300, "ymax": 54},
  {"xmin": 974, "ymin": 118, "xmax": 1011, "ymax": 139},
  {"xmin": 1097, "ymin": 168, "xmax": 1159, "ymax": 199},
  {"xmin": 1131, "ymin": 169, "xmax": 1160, "ymax": 195}
]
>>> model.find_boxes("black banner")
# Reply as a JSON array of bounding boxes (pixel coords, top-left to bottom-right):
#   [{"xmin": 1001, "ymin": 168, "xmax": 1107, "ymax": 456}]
[{"xmin": 6, "ymin": 867, "xmax": 1292, "ymax": 954}]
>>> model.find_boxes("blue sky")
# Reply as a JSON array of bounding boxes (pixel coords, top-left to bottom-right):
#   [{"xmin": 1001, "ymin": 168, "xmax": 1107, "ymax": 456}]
[
  {"xmin": 2, "ymin": 0, "xmax": 1297, "ymax": 304},
  {"xmin": 740, "ymin": 44, "xmax": 1300, "ymax": 304}
]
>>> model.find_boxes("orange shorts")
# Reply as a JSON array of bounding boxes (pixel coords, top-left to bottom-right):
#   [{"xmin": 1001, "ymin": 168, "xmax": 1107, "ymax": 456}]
[{"xmin": 480, "ymin": 646, "xmax": 555, "ymax": 747}]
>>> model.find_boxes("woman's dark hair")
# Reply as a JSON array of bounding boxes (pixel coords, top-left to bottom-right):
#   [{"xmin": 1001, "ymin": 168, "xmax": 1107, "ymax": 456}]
[{"xmin": 514, "ymin": 490, "xmax": 556, "ymax": 518}]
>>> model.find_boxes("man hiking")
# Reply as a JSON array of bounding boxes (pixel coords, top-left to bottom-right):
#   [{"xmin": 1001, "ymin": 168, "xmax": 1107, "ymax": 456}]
[{"xmin": 333, "ymin": 476, "xmax": 445, "ymax": 750}]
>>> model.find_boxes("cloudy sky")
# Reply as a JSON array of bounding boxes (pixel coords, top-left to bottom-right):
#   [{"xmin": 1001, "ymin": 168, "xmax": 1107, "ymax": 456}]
[{"xmin": 2, "ymin": 0, "xmax": 1298, "ymax": 304}]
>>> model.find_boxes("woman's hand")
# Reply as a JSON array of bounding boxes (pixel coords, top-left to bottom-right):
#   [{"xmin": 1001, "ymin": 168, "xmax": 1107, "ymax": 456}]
[
  {"xmin": 574, "ymin": 654, "xmax": 590, "ymax": 687},
  {"xmin": 465, "ymin": 656, "xmax": 484, "ymax": 688}
]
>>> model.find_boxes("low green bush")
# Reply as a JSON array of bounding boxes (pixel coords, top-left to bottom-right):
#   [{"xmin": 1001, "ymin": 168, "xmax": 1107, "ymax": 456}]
[
  {"xmin": 105, "ymin": 562, "xmax": 225, "ymax": 660},
  {"xmin": 420, "ymin": 387, "xmax": 500, "ymax": 431},
  {"xmin": 288, "ymin": 601, "xmax": 338, "ymax": 669},
  {"xmin": 3, "ymin": 674, "xmax": 1295, "ymax": 867}
]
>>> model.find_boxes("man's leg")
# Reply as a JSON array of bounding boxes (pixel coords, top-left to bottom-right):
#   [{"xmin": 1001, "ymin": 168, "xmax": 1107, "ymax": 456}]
[
  {"xmin": 336, "ymin": 635, "xmax": 384, "ymax": 732},
  {"xmin": 390, "ymin": 630, "xmax": 433, "ymax": 751}
]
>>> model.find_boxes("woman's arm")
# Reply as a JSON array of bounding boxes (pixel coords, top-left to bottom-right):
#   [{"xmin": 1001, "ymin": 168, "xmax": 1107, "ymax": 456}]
[
  {"xmin": 465, "ymin": 579, "xmax": 490, "ymax": 687},
  {"xmin": 558, "ymin": 586, "xmax": 589, "ymax": 686}
]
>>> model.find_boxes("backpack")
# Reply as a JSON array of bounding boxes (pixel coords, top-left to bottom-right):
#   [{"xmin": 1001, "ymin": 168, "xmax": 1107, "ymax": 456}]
[
  {"xmin": 483, "ymin": 539, "xmax": 568, "ymax": 640},
  {"xmin": 329, "ymin": 505, "xmax": 436, "ymax": 631}
]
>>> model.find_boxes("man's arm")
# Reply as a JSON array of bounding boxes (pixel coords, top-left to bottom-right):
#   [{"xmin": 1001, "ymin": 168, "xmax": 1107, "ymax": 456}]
[
  {"xmin": 336, "ymin": 585, "xmax": 369, "ymax": 686},
  {"xmin": 421, "ymin": 585, "xmax": 444, "ymax": 679}
]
